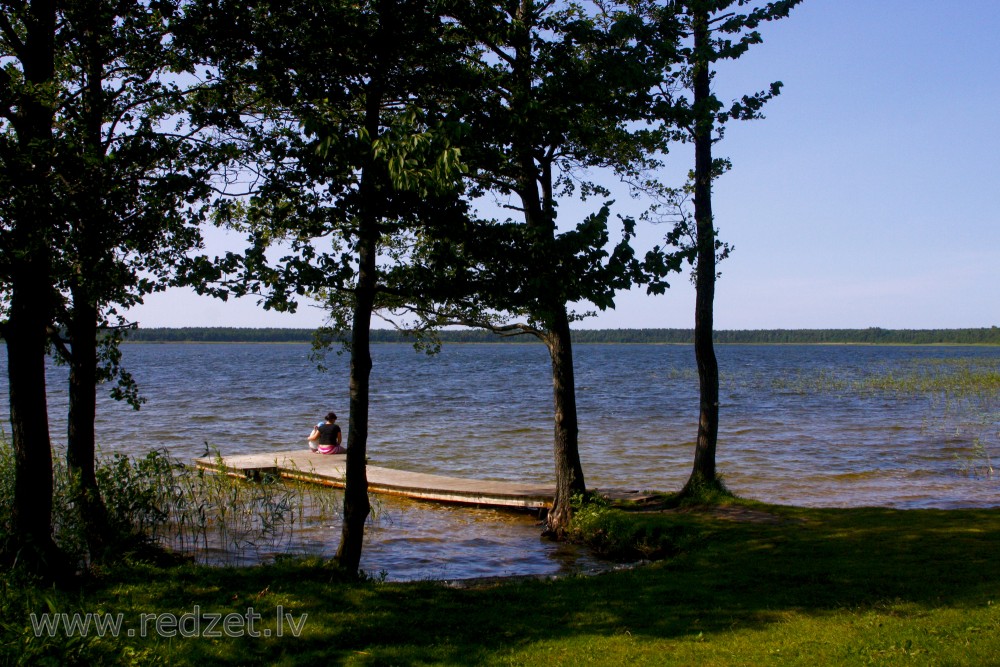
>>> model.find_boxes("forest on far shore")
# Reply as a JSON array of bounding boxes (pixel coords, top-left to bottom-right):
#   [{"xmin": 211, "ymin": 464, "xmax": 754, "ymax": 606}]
[{"xmin": 122, "ymin": 327, "xmax": 1000, "ymax": 345}]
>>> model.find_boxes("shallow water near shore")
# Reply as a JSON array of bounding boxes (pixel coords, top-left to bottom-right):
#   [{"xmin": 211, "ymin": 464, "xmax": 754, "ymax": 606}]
[{"xmin": 2, "ymin": 343, "xmax": 998, "ymax": 580}]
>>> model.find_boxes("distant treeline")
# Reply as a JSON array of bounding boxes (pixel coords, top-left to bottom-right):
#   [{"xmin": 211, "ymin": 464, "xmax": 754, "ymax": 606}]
[{"xmin": 121, "ymin": 327, "xmax": 1000, "ymax": 345}]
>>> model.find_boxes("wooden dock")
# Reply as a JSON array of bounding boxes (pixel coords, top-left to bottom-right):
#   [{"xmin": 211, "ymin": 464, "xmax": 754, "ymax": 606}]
[{"xmin": 195, "ymin": 450, "xmax": 557, "ymax": 510}]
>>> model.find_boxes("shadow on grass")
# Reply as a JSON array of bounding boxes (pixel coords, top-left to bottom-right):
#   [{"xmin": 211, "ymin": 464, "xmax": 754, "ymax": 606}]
[{"xmin": 47, "ymin": 505, "xmax": 998, "ymax": 665}]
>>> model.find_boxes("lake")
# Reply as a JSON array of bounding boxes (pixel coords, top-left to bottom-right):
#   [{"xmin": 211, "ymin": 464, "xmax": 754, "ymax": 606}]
[{"xmin": 2, "ymin": 343, "xmax": 999, "ymax": 579}]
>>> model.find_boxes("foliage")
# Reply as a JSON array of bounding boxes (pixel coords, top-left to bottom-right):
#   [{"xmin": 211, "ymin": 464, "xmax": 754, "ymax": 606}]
[
  {"xmin": 394, "ymin": 0, "xmax": 686, "ymax": 332},
  {"xmin": 0, "ymin": 429, "xmax": 11, "ymax": 549},
  {"xmin": 654, "ymin": 0, "xmax": 802, "ymax": 492},
  {"xmin": 188, "ymin": 0, "xmax": 482, "ymax": 571},
  {"xmin": 567, "ymin": 493, "xmax": 695, "ymax": 560},
  {"xmin": 95, "ymin": 451, "xmax": 175, "ymax": 545},
  {"xmin": 671, "ymin": 471, "xmax": 734, "ymax": 505},
  {"xmin": 377, "ymin": 0, "xmax": 693, "ymax": 536},
  {"xmin": 1, "ymin": 0, "xmax": 240, "ymax": 575},
  {"xmin": 1, "ymin": 0, "xmax": 232, "ymax": 371},
  {"xmin": 51, "ymin": 0, "xmax": 226, "ymax": 310},
  {"xmin": 0, "ymin": 432, "xmax": 88, "ymax": 567},
  {"xmin": 193, "ymin": 0, "xmax": 471, "ymax": 331},
  {"xmin": 0, "ymin": 572, "xmax": 113, "ymax": 667}
]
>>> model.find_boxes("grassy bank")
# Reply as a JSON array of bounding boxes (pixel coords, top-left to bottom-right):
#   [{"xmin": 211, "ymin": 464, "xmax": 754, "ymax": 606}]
[{"xmin": 4, "ymin": 501, "xmax": 1000, "ymax": 665}]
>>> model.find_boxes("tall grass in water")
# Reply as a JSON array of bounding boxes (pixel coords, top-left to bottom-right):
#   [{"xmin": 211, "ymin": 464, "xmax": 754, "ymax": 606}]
[
  {"xmin": 863, "ymin": 360, "xmax": 999, "ymax": 480},
  {"xmin": 772, "ymin": 357, "xmax": 1000, "ymax": 478},
  {"xmin": 97, "ymin": 449, "xmax": 349, "ymax": 564},
  {"xmin": 0, "ymin": 434, "xmax": 346, "ymax": 566}
]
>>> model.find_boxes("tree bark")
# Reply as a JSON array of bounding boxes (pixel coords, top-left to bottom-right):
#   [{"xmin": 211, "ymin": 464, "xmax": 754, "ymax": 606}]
[
  {"xmin": 334, "ymin": 232, "xmax": 375, "ymax": 573},
  {"xmin": 543, "ymin": 307, "xmax": 586, "ymax": 537},
  {"xmin": 5, "ymin": 269, "xmax": 62, "ymax": 573},
  {"xmin": 66, "ymin": 292, "xmax": 114, "ymax": 558},
  {"xmin": 334, "ymin": 44, "xmax": 384, "ymax": 572},
  {"xmin": 507, "ymin": 1, "xmax": 588, "ymax": 534},
  {"xmin": 64, "ymin": 12, "xmax": 114, "ymax": 560},
  {"xmin": 2, "ymin": 0, "xmax": 66, "ymax": 577},
  {"xmin": 684, "ymin": 6, "xmax": 720, "ymax": 491}
]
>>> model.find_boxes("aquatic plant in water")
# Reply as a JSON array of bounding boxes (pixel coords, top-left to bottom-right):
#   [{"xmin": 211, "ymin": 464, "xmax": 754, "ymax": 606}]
[
  {"xmin": 100, "ymin": 449, "xmax": 347, "ymax": 564},
  {"xmin": 0, "ymin": 436, "xmax": 346, "ymax": 566},
  {"xmin": 767, "ymin": 357, "xmax": 1000, "ymax": 481},
  {"xmin": 955, "ymin": 439, "xmax": 995, "ymax": 479}
]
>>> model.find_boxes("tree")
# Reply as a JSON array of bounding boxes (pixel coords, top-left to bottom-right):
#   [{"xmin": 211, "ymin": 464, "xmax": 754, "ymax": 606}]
[
  {"xmin": 0, "ymin": 0, "xmax": 69, "ymax": 575},
  {"xmin": 197, "ymin": 0, "xmax": 468, "ymax": 573},
  {"xmin": 664, "ymin": 0, "xmax": 802, "ymax": 494},
  {"xmin": 47, "ymin": 0, "xmax": 230, "ymax": 559},
  {"xmin": 396, "ymin": 0, "xmax": 683, "ymax": 536},
  {"xmin": 1, "ymin": 0, "xmax": 234, "ymax": 570}
]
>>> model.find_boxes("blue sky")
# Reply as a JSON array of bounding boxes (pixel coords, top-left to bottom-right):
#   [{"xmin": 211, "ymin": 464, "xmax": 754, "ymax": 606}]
[{"xmin": 129, "ymin": 0, "xmax": 1000, "ymax": 330}]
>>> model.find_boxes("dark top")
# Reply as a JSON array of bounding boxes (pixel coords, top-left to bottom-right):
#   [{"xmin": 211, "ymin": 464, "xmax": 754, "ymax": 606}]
[{"xmin": 317, "ymin": 422, "xmax": 341, "ymax": 446}]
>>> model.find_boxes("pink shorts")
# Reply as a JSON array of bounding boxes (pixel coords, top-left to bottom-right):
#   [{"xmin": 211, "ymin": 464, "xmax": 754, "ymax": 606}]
[{"xmin": 317, "ymin": 444, "xmax": 345, "ymax": 455}]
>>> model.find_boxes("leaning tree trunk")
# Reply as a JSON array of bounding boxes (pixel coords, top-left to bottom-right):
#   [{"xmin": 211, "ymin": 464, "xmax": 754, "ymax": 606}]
[
  {"xmin": 544, "ymin": 307, "xmax": 586, "ymax": 537},
  {"xmin": 683, "ymin": 7, "xmax": 720, "ymax": 492}
]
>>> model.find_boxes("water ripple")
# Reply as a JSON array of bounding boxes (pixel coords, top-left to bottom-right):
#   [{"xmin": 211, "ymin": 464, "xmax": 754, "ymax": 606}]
[{"xmin": 2, "ymin": 342, "xmax": 999, "ymax": 579}]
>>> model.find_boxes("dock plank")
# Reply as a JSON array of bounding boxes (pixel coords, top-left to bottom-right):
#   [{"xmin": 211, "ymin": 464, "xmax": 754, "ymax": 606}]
[{"xmin": 195, "ymin": 450, "xmax": 556, "ymax": 509}]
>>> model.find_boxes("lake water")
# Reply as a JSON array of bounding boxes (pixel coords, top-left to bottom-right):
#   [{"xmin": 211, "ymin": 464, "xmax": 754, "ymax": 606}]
[{"xmin": 2, "ymin": 343, "xmax": 999, "ymax": 579}]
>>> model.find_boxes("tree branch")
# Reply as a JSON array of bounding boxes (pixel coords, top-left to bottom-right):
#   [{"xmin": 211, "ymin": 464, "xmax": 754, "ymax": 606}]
[
  {"xmin": 46, "ymin": 325, "xmax": 73, "ymax": 363},
  {"xmin": 0, "ymin": 10, "xmax": 26, "ymax": 59}
]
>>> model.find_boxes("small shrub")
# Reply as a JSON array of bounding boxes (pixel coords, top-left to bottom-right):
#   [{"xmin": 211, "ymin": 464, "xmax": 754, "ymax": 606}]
[
  {"xmin": 0, "ymin": 433, "xmax": 88, "ymax": 567},
  {"xmin": 568, "ymin": 493, "xmax": 692, "ymax": 561}
]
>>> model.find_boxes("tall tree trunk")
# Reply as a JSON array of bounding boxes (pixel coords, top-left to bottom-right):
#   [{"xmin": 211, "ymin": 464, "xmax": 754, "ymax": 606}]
[
  {"xmin": 543, "ymin": 306, "xmax": 586, "ymax": 537},
  {"xmin": 334, "ymin": 57, "xmax": 384, "ymax": 572},
  {"xmin": 64, "ymin": 6, "xmax": 114, "ymax": 560},
  {"xmin": 684, "ymin": 6, "xmax": 720, "ymax": 492},
  {"xmin": 66, "ymin": 292, "xmax": 113, "ymax": 558},
  {"xmin": 5, "ymin": 269, "xmax": 62, "ymax": 573},
  {"xmin": 3, "ymin": 0, "xmax": 65, "ymax": 577},
  {"xmin": 334, "ymin": 234, "xmax": 375, "ymax": 573},
  {"xmin": 511, "ymin": 3, "xmax": 588, "ymax": 532}
]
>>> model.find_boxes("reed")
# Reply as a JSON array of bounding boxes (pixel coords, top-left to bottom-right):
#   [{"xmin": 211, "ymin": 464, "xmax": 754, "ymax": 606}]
[
  {"xmin": 0, "ymin": 436, "xmax": 347, "ymax": 567},
  {"xmin": 96, "ymin": 448, "xmax": 348, "ymax": 565},
  {"xmin": 770, "ymin": 357, "xmax": 1000, "ymax": 399},
  {"xmin": 766, "ymin": 357, "xmax": 1000, "ymax": 478},
  {"xmin": 956, "ymin": 438, "xmax": 995, "ymax": 479}
]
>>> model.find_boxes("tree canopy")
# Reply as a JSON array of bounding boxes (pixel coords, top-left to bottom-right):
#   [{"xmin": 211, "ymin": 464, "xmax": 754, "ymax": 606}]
[
  {"xmin": 1, "ymin": 0, "xmax": 241, "ymax": 573},
  {"xmin": 1, "ymin": 0, "xmax": 812, "ymax": 578}
]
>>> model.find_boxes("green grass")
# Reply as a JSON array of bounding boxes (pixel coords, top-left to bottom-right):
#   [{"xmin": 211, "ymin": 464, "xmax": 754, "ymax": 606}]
[{"xmin": 5, "ymin": 503, "xmax": 1000, "ymax": 665}]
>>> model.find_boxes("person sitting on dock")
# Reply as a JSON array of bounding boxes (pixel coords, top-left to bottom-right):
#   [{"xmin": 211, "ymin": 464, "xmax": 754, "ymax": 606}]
[{"xmin": 308, "ymin": 412, "xmax": 345, "ymax": 454}]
